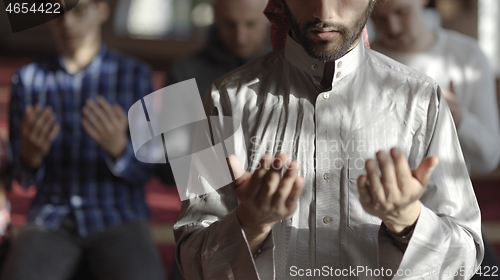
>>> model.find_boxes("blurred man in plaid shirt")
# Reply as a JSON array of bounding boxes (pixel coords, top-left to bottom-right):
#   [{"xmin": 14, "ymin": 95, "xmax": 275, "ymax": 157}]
[{"xmin": 2, "ymin": 0, "xmax": 166, "ymax": 279}]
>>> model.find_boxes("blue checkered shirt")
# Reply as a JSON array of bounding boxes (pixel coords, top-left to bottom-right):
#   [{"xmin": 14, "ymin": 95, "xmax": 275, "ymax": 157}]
[{"xmin": 9, "ymin": 45, "xmax": 156, "ymax": 236}]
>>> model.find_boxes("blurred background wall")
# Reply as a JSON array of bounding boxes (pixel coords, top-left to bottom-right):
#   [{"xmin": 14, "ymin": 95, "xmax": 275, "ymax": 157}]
[{"xmin": 0, "ymin": 0, "xmax": 216, "ymax": 67}]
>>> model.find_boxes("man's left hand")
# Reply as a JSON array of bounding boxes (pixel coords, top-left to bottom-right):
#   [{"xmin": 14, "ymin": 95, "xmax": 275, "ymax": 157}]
[
  {"xmin": 81, "ymin": 96, "xmax": 128, "ymax": 160},
  {"xmin": 357, "ymin": 148, "xmax": 439, "ymax": 235}
]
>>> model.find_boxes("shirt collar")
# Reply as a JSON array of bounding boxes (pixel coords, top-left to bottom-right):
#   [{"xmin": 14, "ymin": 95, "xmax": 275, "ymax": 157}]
[
  {"xmin": 56, "ymin": 43, "xmax": 107, "ymax": 75},
  {"xmin": 284, "ymin": 34, "xmax": 365, "ymax": 86}
]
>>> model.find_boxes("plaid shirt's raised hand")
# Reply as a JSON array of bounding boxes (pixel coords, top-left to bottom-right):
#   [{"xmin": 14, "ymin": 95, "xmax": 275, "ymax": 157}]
[
  {"xmin": 81, "ymin": 96, "xmax": 128, "ymax": 160},
  {"xmin": 20, "ymin": 104, "xmax": 60, "ymax": 169}
]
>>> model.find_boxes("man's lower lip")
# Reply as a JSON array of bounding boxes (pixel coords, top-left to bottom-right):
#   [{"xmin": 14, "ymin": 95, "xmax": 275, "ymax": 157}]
[{"xmin": 311, "ymin": 31, "xmax": 339, "ymax": 41}]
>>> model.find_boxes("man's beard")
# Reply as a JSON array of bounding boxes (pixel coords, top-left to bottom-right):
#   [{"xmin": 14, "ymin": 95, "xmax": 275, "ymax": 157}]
[{"xmin": 286, "ymin": 1, "xmax": 374, "ymax": 61}]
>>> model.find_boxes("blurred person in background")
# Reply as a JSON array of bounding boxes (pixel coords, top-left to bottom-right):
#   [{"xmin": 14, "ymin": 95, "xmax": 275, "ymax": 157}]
[
  {"xmin": 167, "ymin": 0, "xmax": 271, "ymax": 96},
  {"xmin": 371, "ymin": 0, "xmax": 500, "ymax": 278},
  {"xmin": 0, "ymin": 138, "xmax": 11, "ymax": 273},
  {"xmin": 1, "ymin": 0, "xmax": 166, "ymax": 279},
  {"xmin": 371, "ymin": 0, "xmax": 500, "ymax": 174}
]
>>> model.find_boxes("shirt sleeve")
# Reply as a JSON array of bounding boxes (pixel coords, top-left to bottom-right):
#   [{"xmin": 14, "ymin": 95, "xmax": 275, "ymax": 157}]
[
  {"xmin": 104, "ymin": 141, "xmax": 156, "ymax": 185},
  {"xmin": 173, "ymin": 85, "xmax": 274, "ymax": 280},
  {"xmin": 380, "ymin": 86, "xmax": 483, "ymax": 280},
  {"xmin": 174, "ymin": 197, "xmax": 268, "ymax": 280},
  {"xmin": 104, "ymin": 63, "xmax": 158, "ymax": 186},
  {"xmin": 9, "ymin": 73, "xmax": 45, "ymax": 188},
  {"xmin": 455, "ymin": 45, "xmax": 500, "ymax": 173}
]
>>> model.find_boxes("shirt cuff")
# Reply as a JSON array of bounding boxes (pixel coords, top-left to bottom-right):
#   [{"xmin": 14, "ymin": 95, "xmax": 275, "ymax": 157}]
[
  {"xmin": 253, "ymin": 227, "xmax": 275, "ymax": 279},
  {"xmin": 180, "ymin": 209, "xmax": 264, "ymax": 280},
  {"xmin": 105, "ymin": 142, "xmax": 134, "ymax": 177},
  {"xmin": 17, "ymin": 158, "xmax": 45, "ymax": 188},
  {"xmin": 231, "ymin": 209, "xmax": 275, "ymax": 280},
  {"xmin": 396, "ymin": 205, "xmax": 451, "ymax": 278},
  {"xmin": 382, "ymin": 222, "xmax": 414, "ymax": 252}
]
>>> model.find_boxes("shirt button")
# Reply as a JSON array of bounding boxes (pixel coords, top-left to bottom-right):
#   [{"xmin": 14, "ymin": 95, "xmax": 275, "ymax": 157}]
[
  {"xmin": 336, "ymin": 72, "xmax": 342, "ymax": 79},
  {"xmin": 322, "ymin": 92, "xmax": 330, "ymax": 99},
  {"xmin": 323, "ymin": 172, "xmax": 330, "ymax": 180},
  {"xmin": 71, "ymin": 196, "xmax": 82, "ymax": 208},
  {"xmin": 337, "ymin": 61, "xmax": 342, "ymax": 68},
  {"xmin": 311, "ymin": 64, "xmax": 318, "ymax": 71},
  {"xmin": 323, "ymin": 216, "xmax": 333, "ymax": 224}
]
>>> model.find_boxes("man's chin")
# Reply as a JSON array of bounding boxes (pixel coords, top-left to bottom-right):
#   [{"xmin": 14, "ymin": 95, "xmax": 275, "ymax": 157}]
[{"xmin": 308, "ymin": 38, "xmax": 342, "ymax": 52}]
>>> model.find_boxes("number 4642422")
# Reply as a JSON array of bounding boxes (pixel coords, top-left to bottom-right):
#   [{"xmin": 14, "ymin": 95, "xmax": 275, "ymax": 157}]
[{"xmin": 5, "ymin": 2, "xmax": 61, "ymax": 14}]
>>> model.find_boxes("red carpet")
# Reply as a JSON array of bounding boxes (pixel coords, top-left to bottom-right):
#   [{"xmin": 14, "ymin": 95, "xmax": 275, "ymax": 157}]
[
  {"xmin": 473, "ymin": 178, "xmax": 500, "ymax": 222},
  {"xmin": 472, "ymin": 178, "xmax": 500, "ymax": 258}
]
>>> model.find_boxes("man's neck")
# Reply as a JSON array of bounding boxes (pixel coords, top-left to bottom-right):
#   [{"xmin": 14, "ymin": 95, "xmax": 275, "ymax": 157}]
[
  {"xmin": 321, "ymin": 61, "xmax": 336, "ymax": 89},
  {"xmin": 288, "ymin": 30, "xmax": 361, "ymax": 90},
  {"xmin": 60, "ymin": 39, "xmax": 101, "ymax": 74},
  {"xmin": 320, "ymin": 38, "xmax": 360, "ymax": 90}
]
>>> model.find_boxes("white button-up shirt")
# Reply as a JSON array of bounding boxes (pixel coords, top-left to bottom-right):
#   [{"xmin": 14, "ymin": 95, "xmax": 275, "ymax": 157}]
[{"xmin": 174, "ymin": 35, "xmax": 483, "ymax": 280}]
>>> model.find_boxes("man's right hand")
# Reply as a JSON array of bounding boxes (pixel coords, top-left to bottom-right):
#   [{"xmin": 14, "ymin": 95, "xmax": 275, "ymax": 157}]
[
  {"xmin": 20, "ymin": 104, "xmax": 60, "ymax": 169},
  {"xmin": 228, "ymin": 153, "xmax": 305, "ymax": 255}
]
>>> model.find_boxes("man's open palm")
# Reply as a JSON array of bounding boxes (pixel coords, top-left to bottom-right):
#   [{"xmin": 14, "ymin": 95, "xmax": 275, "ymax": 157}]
[
  {"xmin": 228, "ymin": 153, "xmax": 304, "ymax": 232},
  {"xmin": 357, "ymin": 148, "xmax": 439, "ymax": 233}
]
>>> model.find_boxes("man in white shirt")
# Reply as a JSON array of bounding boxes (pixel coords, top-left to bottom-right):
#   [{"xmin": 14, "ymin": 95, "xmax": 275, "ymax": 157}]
[
  {"xmin": 370, "ymin": 0, "xmax": 500, "ymax": 174},
  {"xmin": 370, "ymin": 1, "xmax": 500, "ymax": 279},
  {"xmin": 174, "ymin": 0, "xmax": 483, "ymax": 279}
]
